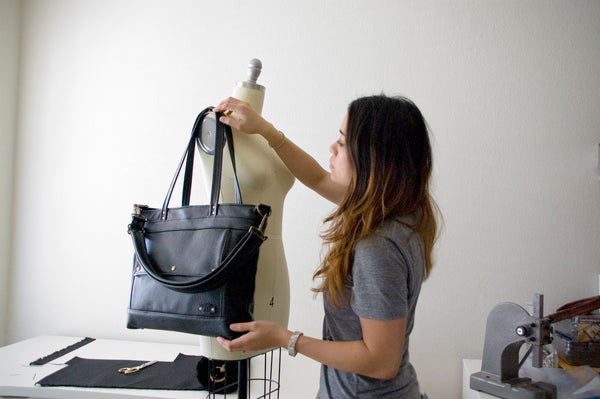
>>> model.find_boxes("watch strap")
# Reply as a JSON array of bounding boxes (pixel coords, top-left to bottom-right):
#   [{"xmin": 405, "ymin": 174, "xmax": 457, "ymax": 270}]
[{"xmin": 287, "ymin": 331, "xmax": 303, "ymax": 357}]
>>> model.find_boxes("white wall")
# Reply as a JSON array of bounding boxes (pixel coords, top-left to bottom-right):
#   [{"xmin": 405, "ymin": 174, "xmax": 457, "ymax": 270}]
[
  {"xmin": 0, "ymin": 0, "xmax": 20, "ymax": 348},
  {"xmin": 5, "ymin": 1, "xmax": 600, "ymax": 398}
]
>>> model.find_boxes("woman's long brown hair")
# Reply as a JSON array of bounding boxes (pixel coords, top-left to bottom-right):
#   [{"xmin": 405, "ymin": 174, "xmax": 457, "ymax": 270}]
[{"xmin": 313, "ymin": 95, "xmax": 439, "ymax": 308}]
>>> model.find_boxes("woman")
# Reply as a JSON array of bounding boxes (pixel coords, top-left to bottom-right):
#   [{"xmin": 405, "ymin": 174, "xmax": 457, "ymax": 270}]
[{"xmin": 214, "ymin": 94, "xmax": 438, "ymax": 398}]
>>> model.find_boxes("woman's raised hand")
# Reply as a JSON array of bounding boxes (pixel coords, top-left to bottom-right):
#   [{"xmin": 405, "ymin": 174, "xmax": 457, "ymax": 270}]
[{"xmin": 214, "ymin": 97, "xmax": 272, "ymax": 136}]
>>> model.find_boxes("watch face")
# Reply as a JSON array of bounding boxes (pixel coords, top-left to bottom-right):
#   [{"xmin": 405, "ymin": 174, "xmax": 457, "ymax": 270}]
[{"xmin": 198, "ymin": 112, "xmax": 217, "ymax": 155}]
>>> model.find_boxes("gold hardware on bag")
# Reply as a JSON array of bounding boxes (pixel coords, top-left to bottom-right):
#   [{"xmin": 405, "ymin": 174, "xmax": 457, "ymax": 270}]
[
  {"xmin": 249, "ymin": 226, "xmax": 266, "ymax": 241},
  {"xmin": 132, "ymin": 204, "xmax": 148, "ymax": 215},
  {"xmin": 129, "ymin": 204, "xmax": 148, "ymax": 234},
  {"xmin": 250, "ymin": 205, "xmax": 271, "ymax": 237},
  {"xmin": 171, "ymin": 265, "xmax": 176, "ymax": 271}
]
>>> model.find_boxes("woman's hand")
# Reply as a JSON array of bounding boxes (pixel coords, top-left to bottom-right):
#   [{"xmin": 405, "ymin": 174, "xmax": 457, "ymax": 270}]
[
  {"xmin": 214, "ymin": 97, "xmax": 276, "ymax": 139},
  {"xmin": 217, "ymin": 321, "xmax": 291, "ymax": 353}
]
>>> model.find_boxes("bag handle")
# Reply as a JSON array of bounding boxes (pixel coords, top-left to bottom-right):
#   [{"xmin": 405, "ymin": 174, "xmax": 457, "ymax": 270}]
[
  {"xmin": 161, "ymin": 107, "xmax": 242, "ymax": 219},
  {"xmin": 182, "ymin": 109, "xmax": 242, "ymax": 207},
  {"xmin": 129, "ymin": 222, "xmax": 266, "ymax": 292}
]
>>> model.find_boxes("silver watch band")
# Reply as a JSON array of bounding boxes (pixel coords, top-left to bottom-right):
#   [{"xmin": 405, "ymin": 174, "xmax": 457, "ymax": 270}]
[{"xmin": 287, "ymin": 331, "xmax": 303, "ymax": 357}]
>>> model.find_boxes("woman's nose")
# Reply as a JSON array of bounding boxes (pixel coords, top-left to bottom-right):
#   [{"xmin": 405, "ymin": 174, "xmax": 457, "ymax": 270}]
[{"xmin": 329, "ymin": 142, "xmax": 336, "ymax": 154}]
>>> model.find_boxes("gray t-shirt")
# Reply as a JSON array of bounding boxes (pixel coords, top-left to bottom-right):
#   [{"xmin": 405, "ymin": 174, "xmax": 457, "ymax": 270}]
[{"xmin": 319, "ymin": 218, "xmax": 425, "ymax": 398}]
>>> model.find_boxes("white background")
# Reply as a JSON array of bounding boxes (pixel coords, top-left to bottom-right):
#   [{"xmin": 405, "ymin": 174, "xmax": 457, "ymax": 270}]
[{"xmin": 1, "ymin": 1, "xmax": 600, "ymax": 398}]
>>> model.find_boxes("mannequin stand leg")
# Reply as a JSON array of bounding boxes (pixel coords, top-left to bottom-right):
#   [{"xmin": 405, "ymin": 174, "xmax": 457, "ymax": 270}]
[{"xmin": 237, "ymin": 359, "xmax": 248, "ymax": 399}]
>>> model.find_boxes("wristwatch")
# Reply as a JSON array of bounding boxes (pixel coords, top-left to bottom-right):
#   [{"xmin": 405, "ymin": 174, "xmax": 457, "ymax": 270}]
[{"xmin": 287, "ymin": 331, "xmax": 303, "ymax": 357}]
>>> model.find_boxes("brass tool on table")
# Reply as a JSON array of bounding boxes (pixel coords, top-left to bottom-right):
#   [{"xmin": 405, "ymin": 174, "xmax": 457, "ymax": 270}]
[{"xmin": 118, "ymin": 360, "xmax": 157, "ymax": 374}]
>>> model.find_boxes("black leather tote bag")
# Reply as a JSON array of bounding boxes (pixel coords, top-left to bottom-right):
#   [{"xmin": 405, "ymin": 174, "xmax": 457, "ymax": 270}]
[{"xmin": 127, "ymin": 107, "xmax": 270, "ymax": 339}]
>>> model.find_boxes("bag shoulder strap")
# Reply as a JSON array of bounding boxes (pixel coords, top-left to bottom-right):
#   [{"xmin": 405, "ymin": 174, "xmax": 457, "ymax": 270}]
[{"xmin": 129, "ymin": 221, "xmax": 265, "ymax": 292}]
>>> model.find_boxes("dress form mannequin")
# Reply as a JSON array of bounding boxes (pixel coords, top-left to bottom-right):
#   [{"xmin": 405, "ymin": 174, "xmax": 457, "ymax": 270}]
[{"xmin": 197, "ymin": 59, "xmax": 294, "ymax": 360}]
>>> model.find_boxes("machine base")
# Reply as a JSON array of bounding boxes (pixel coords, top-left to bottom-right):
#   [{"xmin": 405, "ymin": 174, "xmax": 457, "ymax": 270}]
[{"xmin": 470, "ymin": 372, "xmax": 557, "ymax": 399}]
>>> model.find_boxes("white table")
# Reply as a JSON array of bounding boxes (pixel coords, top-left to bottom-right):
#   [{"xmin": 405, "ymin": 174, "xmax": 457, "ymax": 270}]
[{"xmin": 0, "ymin": 335, "xmax": 219, "ymax": 398}]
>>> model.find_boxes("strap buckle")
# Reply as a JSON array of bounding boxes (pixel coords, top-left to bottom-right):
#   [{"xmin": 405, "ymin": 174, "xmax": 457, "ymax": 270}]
[
  {"xmin": 248, "ymin": 204, "xmax": 271, "ymax": 240},
  {"xmin": 132, "ymin": 204, "xmax": 148, "ymax": 217},
  {"xmin": 128, "ymin": 204, "xmax": 148, "ymax": 234}
]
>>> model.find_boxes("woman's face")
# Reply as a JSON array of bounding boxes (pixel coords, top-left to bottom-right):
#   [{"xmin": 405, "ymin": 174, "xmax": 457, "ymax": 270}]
[{"xmin": 329, "ymin": 113, "xmax": 353, "ymax": 186}]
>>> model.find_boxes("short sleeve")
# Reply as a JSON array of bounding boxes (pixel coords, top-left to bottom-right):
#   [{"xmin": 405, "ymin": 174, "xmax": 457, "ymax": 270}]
[{"xmin": 350, "ymin": 235, "xmax": 410, "ymax": 320}]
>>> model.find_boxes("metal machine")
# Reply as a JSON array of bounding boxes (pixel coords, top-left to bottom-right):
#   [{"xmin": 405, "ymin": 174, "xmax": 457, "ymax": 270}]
[
  {"xmin": 471, "ymin": 293, "xmax": 600, "ymax": 398},
  {"xmin": 470, "ymin": 294, "xmax": 557, "ymax": 398}
]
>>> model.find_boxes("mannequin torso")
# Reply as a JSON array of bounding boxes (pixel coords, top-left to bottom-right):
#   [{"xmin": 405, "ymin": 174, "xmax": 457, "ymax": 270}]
[{"xmin": 197, "ymin": 79, "xmax": 294, "ymax": 360}]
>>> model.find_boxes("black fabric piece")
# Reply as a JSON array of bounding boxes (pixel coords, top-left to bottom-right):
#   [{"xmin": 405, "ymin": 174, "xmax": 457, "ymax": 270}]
[
  {"xmin": 30, "ymin": 337, "xmax": 96, "ymax": 366},
  {"xmin": 37, "ymin": 354, "xmax": 205, "ymax": 390}
]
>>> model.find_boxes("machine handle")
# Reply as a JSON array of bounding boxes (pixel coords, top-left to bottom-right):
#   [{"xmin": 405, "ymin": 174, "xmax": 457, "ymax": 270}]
[{"xmin": 547, "ymin": 295, "xmax": 600, "ymax": 323}]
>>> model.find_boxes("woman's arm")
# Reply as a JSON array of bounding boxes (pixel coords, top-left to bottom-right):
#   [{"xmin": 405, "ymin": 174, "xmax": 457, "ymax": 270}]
[
  {"xmin": 214, "ymin": 97, "xmax": 347, "ymax": 204},
  {"xmin": 217, "ymin": 317, "xmax": 406, "ymax": 380}
]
